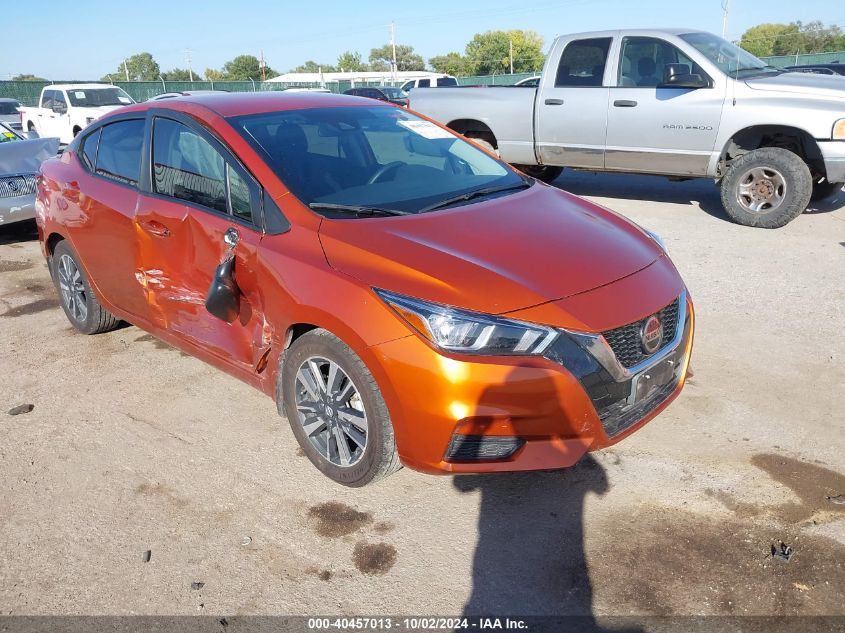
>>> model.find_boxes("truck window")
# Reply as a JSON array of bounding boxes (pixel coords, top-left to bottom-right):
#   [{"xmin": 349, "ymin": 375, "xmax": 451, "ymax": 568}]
[
  {"xmin": 53, "ymin": 91, "xmax": 67, "ymax": 113},
  {"xmin": 95, "ymin": 119, "xmax": 145, "ymax": 186},
  {"xmin": 41, "ymin": 90, "xmax": 55, "ymax": 109},
  {"xmin": 555, "ymin": 38, "xmax": 611, "ymax": 87},
  {"xmin": 618, "ymin": 37, "xmax": 698, "ymax": 87},
  {"xmin": 418, "ymin": 79, "xmax": 430, "ymax": 88},
  {"xmin": 436, "ymin": 77, "xmax": 457, "ymax": 86}
]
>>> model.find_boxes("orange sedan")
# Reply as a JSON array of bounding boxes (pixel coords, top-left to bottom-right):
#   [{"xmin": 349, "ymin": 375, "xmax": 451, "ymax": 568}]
[{"xmin": 35, "ymin": 93, "xmax": 694, "ymax": 486}]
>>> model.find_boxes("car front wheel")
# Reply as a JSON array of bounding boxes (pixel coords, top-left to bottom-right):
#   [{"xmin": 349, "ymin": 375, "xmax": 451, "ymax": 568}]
[
  {"xmin": 720, "ymin": 147, "xmax": 812, "ymax": 228},
  {"xmin": 279, "ymin": 329, "xmax": 401, "ymax": 487}
]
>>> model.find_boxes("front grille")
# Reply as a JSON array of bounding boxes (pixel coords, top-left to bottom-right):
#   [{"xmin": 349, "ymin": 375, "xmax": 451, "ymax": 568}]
[
  {"xmin": 0, "ymin": 174, "xmax": 36, "ymax": 199},
  {"xmin": 601, "ymin": 297, "xmax": 680, "ymax": 368}
]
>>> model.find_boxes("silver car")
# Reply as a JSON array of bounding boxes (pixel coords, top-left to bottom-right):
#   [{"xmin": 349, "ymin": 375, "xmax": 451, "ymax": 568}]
[
  {"xmin": 0, "ymin": 98, "xmax": 23, "ymax": 132},
  {"xmin": 0, "ymin": 122, "xmax": 59, "ymax": 226}
]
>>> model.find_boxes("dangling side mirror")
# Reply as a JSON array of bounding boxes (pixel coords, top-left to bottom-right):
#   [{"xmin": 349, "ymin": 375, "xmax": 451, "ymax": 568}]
[{"xmin": 205, "ymin": 228, "xmax": 241, "ymax": 322}]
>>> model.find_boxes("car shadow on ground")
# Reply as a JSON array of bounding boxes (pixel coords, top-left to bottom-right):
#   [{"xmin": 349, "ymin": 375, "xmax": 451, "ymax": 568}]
[
  {"xmin": 551, "ymin": 171, "xmax": 844, "ymax": 222},
  {"xmin": 452, "ymin": 372, "xmax": 643, "ymax": 633},
  {"xmin": 0, "ymin": 219, "xmax": 38, "ymax": 245}
]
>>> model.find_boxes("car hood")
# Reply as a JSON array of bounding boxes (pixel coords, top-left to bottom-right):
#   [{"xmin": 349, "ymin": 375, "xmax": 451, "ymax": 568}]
[
  {"xmin": 318, "ymin": 184, "xmax": 662, "ymax": 315},
  {"xmin": 745, "ymin": 72, "xmax": 845, "ymax": 99},
  {"xmin": 0, "ymin": 137, "xmax": 60, "ymax": 175}
]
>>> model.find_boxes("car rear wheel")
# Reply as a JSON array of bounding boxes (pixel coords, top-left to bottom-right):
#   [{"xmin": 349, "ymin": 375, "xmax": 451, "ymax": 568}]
[
  {"xmin": 51, "ymin": 241, "xmax": 120, "ymax": 334},
  {"xmin": 279, "ymin": 329, "xmax": 401, "ymax": 487},
  {"xmin": 720, "ymin": 147, "xmax": 812, "ymax": 228},
  {"xmin": 810, "ymin": 178, "xmax": 843, "ymax": 202}
]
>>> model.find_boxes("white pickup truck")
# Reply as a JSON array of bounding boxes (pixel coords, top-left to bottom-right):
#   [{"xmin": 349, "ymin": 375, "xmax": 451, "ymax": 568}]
[
  {"xmin": 410, "ymin": 29, "xmax": 845, "ymax": 228},
  {"xmin": 20, "ymin": 84, "xmax": 134, "ymax": 144}
]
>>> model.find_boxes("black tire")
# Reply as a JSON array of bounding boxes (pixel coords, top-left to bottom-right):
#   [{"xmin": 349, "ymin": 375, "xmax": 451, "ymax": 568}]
[
  {"xmin": 72, "ymin": 126, "xmax": 82, "ymax": 138},
  {"xmin": 720, "ymin": 147, "xmax": 812, "ymax": 228},
  {"xmin": 514, "ymin": 164, "xmax": 564, "ymax": 183},
  {"xmin": 466, "ymin": 135, "xmax": 498, "ymax": 155},
  {"xmin": 51, "ymin": 240, "xmax": 120, "ymax": 334},
  {"xmin": 278, "ymin": 329, "xmax": 401, "ymax": 487},
  {"xmin": 27, "ymin": 122, "xmax": 35, "ymax": 132},
  {"xmin": 810, "ymin": 179, "xmax": 843, "ymax": 202}
]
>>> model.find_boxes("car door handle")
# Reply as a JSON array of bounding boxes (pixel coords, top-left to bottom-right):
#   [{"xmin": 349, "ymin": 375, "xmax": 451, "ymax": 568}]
[
  {"xmin": 544, "ymin": 98, "xmax": 564, "ymax": 106},
  {"xmin": 139, "ymin": 219, "xmax": 171, "ymax": 237},
  {"xmin": 613, "ymin": 100, "xmax": 638, "ymax": 107}
]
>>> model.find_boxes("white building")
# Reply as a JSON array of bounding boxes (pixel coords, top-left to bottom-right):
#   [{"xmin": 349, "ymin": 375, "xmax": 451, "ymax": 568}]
[{"xmin": 265, "ymin": 70, "xmax": 449, "ymax": 88}]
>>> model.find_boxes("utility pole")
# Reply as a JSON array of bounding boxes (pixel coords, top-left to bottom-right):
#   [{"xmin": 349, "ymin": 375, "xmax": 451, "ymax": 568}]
[
  {"xmin": 721, "ymin": 0, "xmax": 731, "ymax": 39},
  {"xmin": 260, "ymin": 50, "xmax": 266, "ymax": 82},
  {"xmin": 123, "ymin": 59, "xmax": 130, "ymax": 81},
  {"xmin": 509, "ymin": 37, "xmax": 514, "ymax": 74},
  {"xmin": 185, "ymin": 48, "xmax": 194, "ymax": 82},
  {"xmin": 390, "ymin": 21, "xmax": 397, "ymax": 83}
]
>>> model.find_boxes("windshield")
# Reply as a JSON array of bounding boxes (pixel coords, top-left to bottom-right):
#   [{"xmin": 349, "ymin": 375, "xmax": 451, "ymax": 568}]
[
  {"xmin": 230, "ymin": 106, "xmax": 524, "ymax": 215},
  {"xmin": 1, "ymin": 122, "xmax": 22, "ymax": 142},
  {"xmin": 0, "ymin": 101, "xmax": 20, "ymax": 115},
  {"xmin": 66, "ymin": 87, "xmax": 135, "ymax": 107},
  {"xmin": 381, "ymin": 87, "xmax": 408, "ymax": 99},
  {"xmin": 680, "ymin": 32, "xmax": 775, "ymax": 76}
]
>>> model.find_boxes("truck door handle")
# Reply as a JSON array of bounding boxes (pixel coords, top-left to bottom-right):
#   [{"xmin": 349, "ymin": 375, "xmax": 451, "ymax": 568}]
[
  {"xmin": 139, "ymin": 219, "xmax": 171, "ymax": 237},
  {"xmin": 613, "ymin": 100, "xmax": 638, "ymax": 107},
  {"xmin": 544, "ymin": 98, "xmax": 564, "ymax": 106}
]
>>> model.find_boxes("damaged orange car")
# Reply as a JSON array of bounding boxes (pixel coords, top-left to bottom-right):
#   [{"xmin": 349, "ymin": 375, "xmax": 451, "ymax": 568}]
[{"xmin": 36, "ymin": 93, "xmax": 694, "ymax": 486}]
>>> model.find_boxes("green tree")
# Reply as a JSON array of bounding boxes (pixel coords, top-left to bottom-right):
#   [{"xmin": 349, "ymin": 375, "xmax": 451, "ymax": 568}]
[
  {"xmin": 12, "ymin": 73, "xmax": 46, "ymax": 81},
  {"xmin": 772, "ymin": 21, "xmax": 845, "ymax": 55},
  {"xmin": 161, "ymin": 68, "xmax": 193, "ymax": 81},
  {"xmin": 739, "ymin": 23, "xmax": 789, "ymax": 57},
  {"xmin": 336, "ymin": 51, "xmax": 367, "ymax": 72},
  {"xmin": 204, "ymin": 68, "xmax": 224, "ymax": 81},
  {"xmin": 221, "ymin": 54, "xmax": 276, "ymax": 80},
  {"xmin": 103, "ymin": 52, "xmax": 160, "ymax": 81},
  {"xmin": 369, "ymin": 44, "xmax": 425, "ymax": 72},
  {"xmin": 464, "ymin": 30, "xmax": 545, "ymax": 75},
  {"xmin": 429, "ymin": 52, "xmax": 470, "ymax": 76},
  {"xmin": 291, "ymin": 60, "xmax": 337, "ymax": 73}
]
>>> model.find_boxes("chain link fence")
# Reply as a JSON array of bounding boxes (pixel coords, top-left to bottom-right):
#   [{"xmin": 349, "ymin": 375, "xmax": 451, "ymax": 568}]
[{"xmin": 759, "ymin": 50, "xmax": 845, "ymax": 68}]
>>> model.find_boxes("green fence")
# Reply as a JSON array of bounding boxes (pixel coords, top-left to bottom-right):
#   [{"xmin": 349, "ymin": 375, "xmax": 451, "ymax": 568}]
[
  {"xmin": 0, "ymin": 73, "xmax": 544, "ymax": 107},
  {"xmin": 760, "ymin": 51, "xmax": 845, "ymax": 68}
]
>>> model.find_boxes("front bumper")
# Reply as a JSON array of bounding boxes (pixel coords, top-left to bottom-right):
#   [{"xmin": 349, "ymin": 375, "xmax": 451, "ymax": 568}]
[
  {"xmin": 368, "ymin": 294, "xmax": 695, "ymax": 474},
  {"xmin": 0, "ymin": 193, "xmax": 36, "ymax": 225},
  {"xmin": 820, "ymin": 140, "xmax": 845, "ymax": 184}
]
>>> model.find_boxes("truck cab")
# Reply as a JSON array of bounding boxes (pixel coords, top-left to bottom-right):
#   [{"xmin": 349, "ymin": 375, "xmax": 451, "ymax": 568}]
[{"xmin": 22, "ymin": 84, "xmax": 135, "ymax": 144}]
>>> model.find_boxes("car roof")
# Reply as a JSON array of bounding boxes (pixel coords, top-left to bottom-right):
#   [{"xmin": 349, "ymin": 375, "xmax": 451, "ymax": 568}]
[
  {"xmin": 111, "ymin": 91, "xmax": 386, "ymax": 119},
  {"xmin": 47, "ymin": 83, "xmax": 124, "ymax": 91}
]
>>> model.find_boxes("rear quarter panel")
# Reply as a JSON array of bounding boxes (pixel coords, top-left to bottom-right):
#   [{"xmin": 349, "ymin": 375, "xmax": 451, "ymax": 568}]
[{"xmin": 410, "ymin": 87, "xmax": 538, "ymax": 164}]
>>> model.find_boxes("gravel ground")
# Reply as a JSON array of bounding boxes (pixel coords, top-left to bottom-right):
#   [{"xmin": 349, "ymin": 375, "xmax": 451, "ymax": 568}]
[{"xmin": 0, "ymin": 173, "xmax": 843, "ymax": 624}]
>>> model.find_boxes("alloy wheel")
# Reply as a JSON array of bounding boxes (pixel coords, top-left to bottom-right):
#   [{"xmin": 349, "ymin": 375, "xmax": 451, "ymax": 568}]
[
  {"xmin": 57, "ymin": 254, "xmax": 87, "ymax": 323},
  {"xmin": 294, "ymin": 356, "xmax": 368, "ymax": 467},
  {"xmin": 736, "ymin": 166, "xmax": 786, "ymax": 213}
]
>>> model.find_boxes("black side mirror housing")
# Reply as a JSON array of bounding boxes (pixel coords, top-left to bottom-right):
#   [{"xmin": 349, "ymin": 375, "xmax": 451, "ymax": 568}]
[
  {"xmin": 205, "ymin": 254, "xmax": 240, "ymax": 322},
  {"xmin": 662, "ymin": 64, "xmax": 708, "ymax": 88}
]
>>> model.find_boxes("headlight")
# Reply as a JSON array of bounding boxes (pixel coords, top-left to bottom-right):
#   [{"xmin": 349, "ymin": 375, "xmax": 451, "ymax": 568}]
[
  {"xmin": 833, "ymin": 118, "xmax": 845, "ymax": 140},
  {"xmin": 375, "ymin": 289, "xmax": 558, "ymax": 355}
]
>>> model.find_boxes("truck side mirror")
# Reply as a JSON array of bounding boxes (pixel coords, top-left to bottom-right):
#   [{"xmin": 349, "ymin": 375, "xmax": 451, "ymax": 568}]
[
  {"xmin": 662, "ymin": 64, "xmax": 708, "ymax": 88},
  {"xmin": 52, "ymin": 103, "xmax": 67, "ymax": 115}
]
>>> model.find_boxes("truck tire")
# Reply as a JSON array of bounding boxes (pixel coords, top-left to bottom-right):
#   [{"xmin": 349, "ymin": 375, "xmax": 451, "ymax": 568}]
[
  {"xmin": 279, "ymin": 329, "xmax": 402, "ymax": 487},
  {"xmin": 466, "ymin": 135, "xmax": 499, "ymax": 156},
  {"xmin": 514, "ymin": 164, "xmax": 564, "ymax": 184},
  {"xmin": 27, "ymin": 121, "xmax": 35, "ymax": 132},
  {"xmin": 810, "ymin": 179, "xmax": 843, "ymax": 202},
  {"xmin": 720, "ymin": 148, "xmax": 812, "ymax": 228},
  {"xmin": 51, "ymin": 240, "xmax": 121, "ymax": 335}
]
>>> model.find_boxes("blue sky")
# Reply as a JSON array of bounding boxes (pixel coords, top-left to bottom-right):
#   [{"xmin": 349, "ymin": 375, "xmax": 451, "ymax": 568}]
[{"xmin": 2, "ymin": 0, "xmax": 841, "ymax": 79}]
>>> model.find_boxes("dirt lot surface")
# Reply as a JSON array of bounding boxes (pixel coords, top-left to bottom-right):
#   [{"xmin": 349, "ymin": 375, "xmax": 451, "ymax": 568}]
[{"xmin": 1, "ymin": 173, "xmax": 844, "ymax": 625}]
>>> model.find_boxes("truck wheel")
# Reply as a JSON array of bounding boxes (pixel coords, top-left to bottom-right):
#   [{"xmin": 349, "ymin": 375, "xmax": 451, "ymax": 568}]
[
  {"xmin": 279, "ymin": 329, "xmax": 402, "ymax": 487},
  {"xmin": 466, "ymin": 135, "xmax": 499, "ymax": 156},
  {"xmin": 27, "ymin": 122, "xmax": 35, "ymax": 132},
  {"xmin": 515, "ymin": 164, "xmax": 564, "ymax": 183},
  {"xmin": 810, "ymin": 179, "xmax": 843, "ymax": 202},
  {"xmin": 72, "ymin": 126, "xmax": 82, "ymax": 138},
  {"xmin": 720, "ymin": 148, "xmax": 812, "ymax": 228},
  {"xmin": 51, "ymin": 241, "xmax": 121, "ymax": 335}
]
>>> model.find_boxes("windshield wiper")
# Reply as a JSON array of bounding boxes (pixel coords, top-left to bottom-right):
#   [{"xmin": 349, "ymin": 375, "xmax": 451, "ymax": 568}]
[
  {"xmin": 419, "ymin": 181, "xmax": 532, "ymax": 213},
  {"xmin": 309, "ymin": 202, "xmax": 412, "ymax": 217}
]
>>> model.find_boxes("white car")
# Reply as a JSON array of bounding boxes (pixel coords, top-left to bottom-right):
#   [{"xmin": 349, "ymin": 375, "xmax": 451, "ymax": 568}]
[{"xmin": 19, "ymin": 84, "xmax": 134, "ymax": 144}]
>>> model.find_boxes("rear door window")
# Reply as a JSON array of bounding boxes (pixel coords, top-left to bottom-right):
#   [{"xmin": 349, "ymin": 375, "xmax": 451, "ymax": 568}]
[
  {"xmin": 95, "ymin": 119, "xmax": 145, "ymax": 185},
  {"xmin": 417, "ymin": 79, "xmax": 430, "ymax": 88},
  {"xmin": 41, "ymin": 90, "xmax": 55, "ymax": 109},
  {"xmin": 555, "ymin": 38, "xmax": 612, "ymax": 87},
  {"xmin": 436, "ymin": 77, "xmax": 457, "ymax": 86}
]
